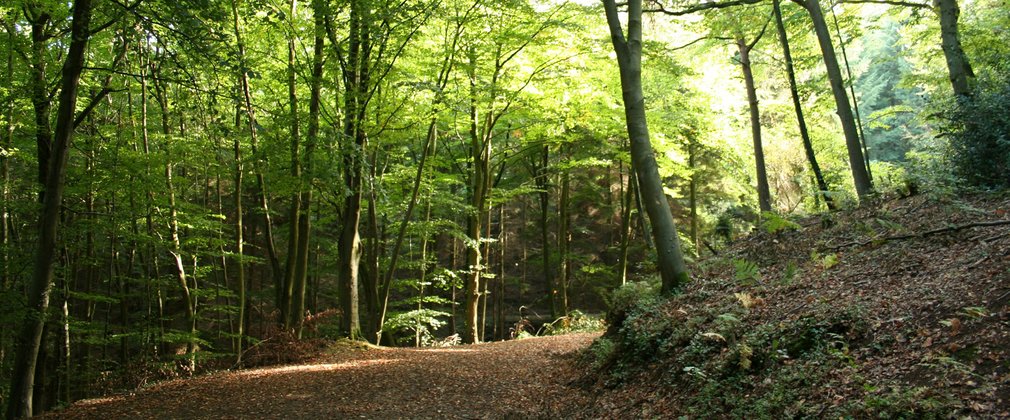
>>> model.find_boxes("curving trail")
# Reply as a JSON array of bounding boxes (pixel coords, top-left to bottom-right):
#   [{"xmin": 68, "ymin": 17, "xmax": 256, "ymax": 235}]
[{"xmin": 51, "ymin": 333, "xmax": 598, "ymax": 419}]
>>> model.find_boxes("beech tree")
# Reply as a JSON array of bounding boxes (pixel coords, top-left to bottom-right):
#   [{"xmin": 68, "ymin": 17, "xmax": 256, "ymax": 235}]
[
  {"xmin": 7, "ymin": 0, "xmax": 93, "ymax": 416},
  {"xmin": 603, "ymin": 0, "xmax": 690, "ymax": 294}
]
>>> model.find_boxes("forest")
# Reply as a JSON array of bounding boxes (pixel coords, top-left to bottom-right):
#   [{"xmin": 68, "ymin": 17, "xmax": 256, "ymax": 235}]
[{"xmin": 1, "ymin": 0, "xmax": 1008, "ymax": 416}]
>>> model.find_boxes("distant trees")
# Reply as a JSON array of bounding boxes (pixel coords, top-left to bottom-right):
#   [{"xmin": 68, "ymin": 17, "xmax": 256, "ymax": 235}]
[{"xmin": 0, "ymin": 0, "xmax": 1006, "ymax": 415}]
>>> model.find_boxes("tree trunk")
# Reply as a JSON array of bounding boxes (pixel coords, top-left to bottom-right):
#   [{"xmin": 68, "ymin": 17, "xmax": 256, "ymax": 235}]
[
  {"xmin": 28, "ymin": 9, "xmax": 53, "ymax": 195},
  {"xmin": 536, "ymin": 145, "xmax": 555, "ymax": 317},
  {"xmin": 463, "ymin": 45, "xmax": 490, "ymax": 344},
  {"xmin": 773, "ymin": 0, "xmax": 835, "ymax": 210},
  {"xmin": 603, "ymin": 0, "xmax": 690, "ymax": 294},
  {"xmin": 229, "ymin": 0, "xmax": 248, "ymax": 366},
  {"xmin": 829, "ymin": 6, "xmax": 872, "ymax": 183},
  {"xmin": 338, "ymin": 0, "xmax": 370, "ymax": 340},
  {"xmin": 2, "ymin": 27, "xmax": 13, "ymax": 290},
  {"xmin": 557, "ymin": 171, "xmax": 570, "ymax": 317},
  {"xmin": 152, "ymin": 73, "xmax": 197, "ymax": 372},
  {"xmin": 618, "ymin": 155, "xmax": 634, "ymax": 285},
  {"xmin": 935, "ymin": 0, "xmax": 974, "ymax": 98},
  {"xmin": 292, "ymin": 0, "xmax": 325, "ymax": 339},
  {"xmin": 687, "ymin": 137, "xmax": 699, "ymax": 255},
  {"xmin": 7, "ymin": 0, "xmax": 91, "ymax": 416},
  {"xmin": 799, "ymin": 0, "xmax": 873, "ymax": 198},
  {"xmin": 737, "ymin": 38, "xmax": 772, "ymax": 212},
  {"xmin": 281, "ymin": 0, "xmax": 302, "ymax": 329}
]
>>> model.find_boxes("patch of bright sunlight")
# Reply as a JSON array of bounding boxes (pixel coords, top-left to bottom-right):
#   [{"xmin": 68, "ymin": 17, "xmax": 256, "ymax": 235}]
[{"xmin": 236, "ymin": 359, "xmax": 405, "ymax": 378}]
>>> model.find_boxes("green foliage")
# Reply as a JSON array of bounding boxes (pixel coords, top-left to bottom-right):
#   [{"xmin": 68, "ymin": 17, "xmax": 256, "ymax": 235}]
[
  {"xmin": 608, "ymin": 279, "xmax": 660, "ymax": 312},
  {"xmin": 811, "ymin": 251, "xmax": 838, "ymax": 270},
  {"xmin": 759, "ymin": 212, "xmax": 800, "ymax": 234},
  {"xmin": 383, "ymin": 309, "xmax": 452, "ymax": 347},
  {"xmin": 850, "ymin": 385, "xmax": 958, "ymax": 418},
  {"xmin": 543, "ymin": 310, "xmax": 605, "ymax": 335},
  {"xmin": 936, "ymin": 82, "xmax": 1010, "ymax": 190},
  {"xmin": 732, "ymin": 259, "xmax": 761, "ymax": 285}
]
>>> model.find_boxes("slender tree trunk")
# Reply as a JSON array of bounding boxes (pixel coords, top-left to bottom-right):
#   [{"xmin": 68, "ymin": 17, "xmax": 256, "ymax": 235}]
[
  {"xmin": 773, "ymin": 0, "xmax": 835, "ymax": 210},
  {"xmin": 375, "ymin": 14, "xmax": 462, "ymax": 341},
  {"xmin": 362, "ymin": 151, "xmax": 381, "ymax": 339},
  {"xmin": 2, "ymin": 27, "xmax": 13, "ymax": 290},
  {"xmin": 536, "ymin": 145, "xmax": 555, "ymax": 317},
  {"xmin": 281, "ymin": 0, "xmax": 302, "ymax": 329},
  {"xmin": 7, "ymin": 0, "xmax": 92, "ymax": 416},
  {"xmin": 557, "ymin": 171, "xmax": 570, "ymax": 317},
  {"xmin": 496, "ymin": 204, "xmax": 506, "ymax": 340},
  {"xmin": 28, "ymin": 9, "xmax": 53, "ymax": 195},
  {"xmin": 463, "ymin": 46, "xmax": 488, "ymax": 344},
  {"xmin": 618, "ymin": 155, "xmax": 634, "ymax": 285},
  {"xmin": 604, "ymin": 0, "xmax": 690, "ymax": 294},
  {"xmin": 229, "ymin": 0, "xmax": 248, "ymax": 366},
  {"xmin": 798, "ymin": 0, "xmax": 872, "ymax": 198},
  {"xmin": 935, "ymin": 0, "xmax": 974, "ymax": 98},
  {"xmin": 152, "ymin": 76, "xmax": 198, "ymax": 371},
  {"xmin": 338, "ymin": 0, "xmax": 371, "ymax": 339},
  {"xmin": 687, "ymin": 138, "xmax": 699, "ymax": 256},
  {"xmin": 292, "ymin": 0, "xmax": 325, "ymax": 339},
  {"xmin": 829, "ymin": 6, "xmax": 872, "ymax": 182},
  {"xmin": 737, "ymin": 38, "xmax": 772, "ymax": 212}
]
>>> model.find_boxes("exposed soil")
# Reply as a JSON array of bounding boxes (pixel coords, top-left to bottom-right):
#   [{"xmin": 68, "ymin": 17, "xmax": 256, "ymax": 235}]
[{"xmin": 48, "ymin": 333, "xmax": 598, "ymax": 419}]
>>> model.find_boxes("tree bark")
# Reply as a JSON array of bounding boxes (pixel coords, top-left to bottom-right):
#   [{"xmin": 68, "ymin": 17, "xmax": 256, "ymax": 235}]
[
  {"xmin": 798, "ymin": 0, "xmax": 873, "ymax": 198},
  {"xmin": 603, "ymin": 0, "xmax": 690, "ymax": 294},
  {"xmin": 152, "ymin": 70, "xmax": 197, "ymax": 372},
  {"xmin": 687, "ymin": 137, "xmax": 699, "ymax": 255},
  {"xmin": 337, "ymin": 0, "xmax": 370, "ymax": 339},
  {"xmin": 291, "ymin": 0, "xmax": 325, "ymax": 339},
  {"xmin": 7, "ymin": 0, "xmax": 92, "ymax": 416},
  {"xmin": 281, "ymin": 0, "xmax": 302, "ymax": 329},
  {"xmin": 28, "ymin": 9, "xmax": 53, "ymax": 195},
  {"xmin": 557, "ymin": 170, "xmax": 570, "ymax": 317},
  {"xmin": 618, "ymin": 154, "xmax": 634, "ymax": 285},
  {"xmin": 737, "ymin": 37, "xmax": 772, "ymax": 212},
  {"xmin": 464, "ymin": 46, "xmax": 486, "ymax": 344},
  {"xmin": 935, "ymin": 0, "xmax": 974, "ymax": 98},
  {"xmin": 773, "ymin": 0, "xmax": 835, "ymax": 210},
  {"xmin": 536, "ymin": 145, "xmax": 555, "ymax": 317}
]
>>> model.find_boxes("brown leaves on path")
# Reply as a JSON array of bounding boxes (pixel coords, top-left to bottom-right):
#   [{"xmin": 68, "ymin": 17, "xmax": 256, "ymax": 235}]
[{"xmin": 50, "ymin": 333, "xmax": 598, "ymax": 419}]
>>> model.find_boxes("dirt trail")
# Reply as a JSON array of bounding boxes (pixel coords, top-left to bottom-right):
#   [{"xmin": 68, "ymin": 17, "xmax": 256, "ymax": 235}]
[{"xmin": 51, "ymin": 333, "xmax": 597, "ymax": 419}]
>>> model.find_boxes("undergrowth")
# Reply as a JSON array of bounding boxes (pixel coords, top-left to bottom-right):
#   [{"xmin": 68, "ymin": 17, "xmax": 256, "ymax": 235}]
[{"xmin": 586, "ymin": 277, "xmax": 966, "ymax": 417}]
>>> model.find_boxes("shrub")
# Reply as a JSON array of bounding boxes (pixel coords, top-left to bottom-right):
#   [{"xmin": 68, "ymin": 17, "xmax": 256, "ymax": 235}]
[{"xmin": 936, "ymin": 81, "xmax": 1010, "ymax": 190}]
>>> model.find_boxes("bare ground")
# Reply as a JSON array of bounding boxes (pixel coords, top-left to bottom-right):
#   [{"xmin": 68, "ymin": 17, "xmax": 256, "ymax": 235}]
[{"xmin": 49, "ymin": 333, "xmax": 598, "ymax": 419}]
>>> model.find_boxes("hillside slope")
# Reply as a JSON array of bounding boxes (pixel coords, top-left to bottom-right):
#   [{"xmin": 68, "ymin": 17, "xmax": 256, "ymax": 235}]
[{"xmin": 557, "ymin": 193, "xmax": 1010, "ymax": 418}]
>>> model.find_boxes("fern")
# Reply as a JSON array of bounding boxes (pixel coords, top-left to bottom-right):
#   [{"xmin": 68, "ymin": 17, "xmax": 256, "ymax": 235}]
[
  {"xmin": 733, "ymin": 259, "xmax": 761, "ymax": 285},
  {"xmin": 760, "ymin": 212, "xmax": 800, "ymax": 234}
]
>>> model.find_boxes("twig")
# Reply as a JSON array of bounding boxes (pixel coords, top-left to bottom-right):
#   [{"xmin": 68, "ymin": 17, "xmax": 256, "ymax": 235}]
[
  {"xmin": 826, "ymin": 220, "xmax": 1010, "ymax": 251},
  {"xmin": 995, "ymin": 289, "xmax": 1010, "ymax": 304}
]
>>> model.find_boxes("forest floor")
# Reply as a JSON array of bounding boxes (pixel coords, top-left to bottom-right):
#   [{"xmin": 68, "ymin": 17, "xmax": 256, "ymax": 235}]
[
  {"xmin": 557, "ymin": 193, "xmax": 1010, "ymax": 418},
  {"xmin": 49, "ymin": 333, "xmax": 597, "ymax": 419}
]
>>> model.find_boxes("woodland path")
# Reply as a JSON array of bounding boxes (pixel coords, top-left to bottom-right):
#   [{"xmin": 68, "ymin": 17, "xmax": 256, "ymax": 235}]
[{"xmin": 52, "ymin": 333, "xmax": 598, "ymax": 419}]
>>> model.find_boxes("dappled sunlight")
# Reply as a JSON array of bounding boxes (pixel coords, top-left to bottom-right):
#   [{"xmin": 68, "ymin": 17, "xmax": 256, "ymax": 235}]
[
  {"xmin": 413, "ymin": 348, "xmax": 477, "ymax": 354},
  {"xmin": 236, "ymin": 359, "xmax": 405, "ymax": 378}
]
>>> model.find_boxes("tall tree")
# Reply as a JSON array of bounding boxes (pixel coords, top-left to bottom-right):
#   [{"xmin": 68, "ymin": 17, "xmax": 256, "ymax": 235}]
[
  {"xmin": 773, "ymin": 0, "xmax": 834, "ymax": 209},
  {"xmin": 602, "ymin": 0, "xmax": 690, "ymax": 294},
  {"xmin": 7, "ymin": 0, "xmax": 93, "ymax": 416},
  {"xmin": 794, "ymin": 0, "xmax": 873, "ymax": 198}
]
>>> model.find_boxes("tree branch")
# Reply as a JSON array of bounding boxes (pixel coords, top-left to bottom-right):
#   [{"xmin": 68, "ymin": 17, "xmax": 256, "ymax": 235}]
[
  {"xmin": 837, "ymin": 0, "xmax": 930, "ymax": 9},
  {"xmin": 647, "ymin": 0, "xmax": 765, "ymax": 16},
  {"xmin": 826, "ymin": 220, "xmax": 1010, "ymax": 250}
]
